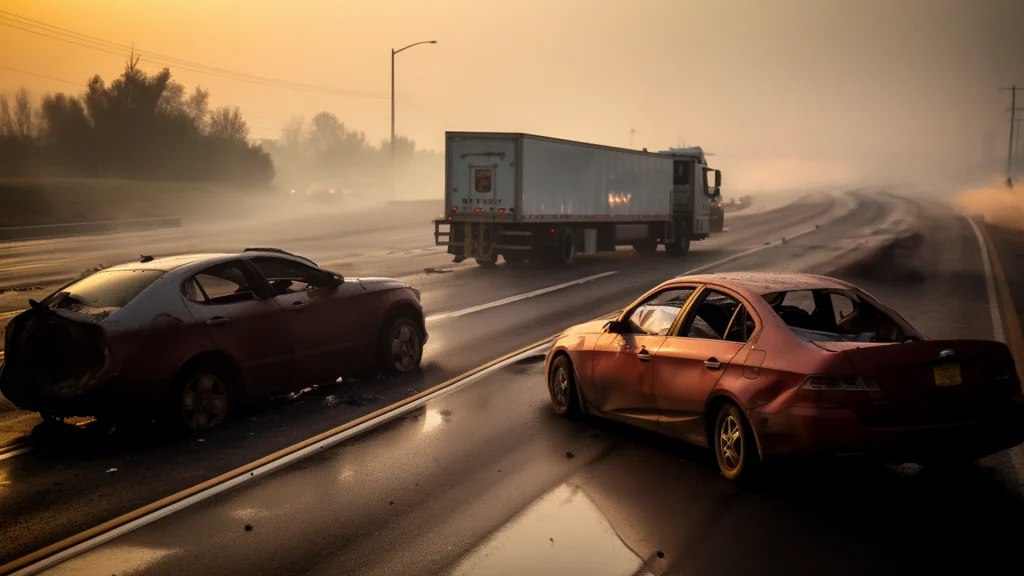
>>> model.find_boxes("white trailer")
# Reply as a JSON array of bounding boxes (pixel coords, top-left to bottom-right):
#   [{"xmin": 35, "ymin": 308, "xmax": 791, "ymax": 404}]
[{"xmin": 434, "ymin": 132, "xmax": 721, "ymax": 266}]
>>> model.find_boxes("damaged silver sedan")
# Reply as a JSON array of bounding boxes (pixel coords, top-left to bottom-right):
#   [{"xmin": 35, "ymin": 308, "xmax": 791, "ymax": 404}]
[{"xmin": 0, "ymin": 249, "xmax": 427, "ymax": 431}]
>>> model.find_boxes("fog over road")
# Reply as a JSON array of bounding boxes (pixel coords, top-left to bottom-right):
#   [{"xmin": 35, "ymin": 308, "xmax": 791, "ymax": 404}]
[{"xmin": 3, "ymin": 189, "xmax": 1024, "ymax": 575}]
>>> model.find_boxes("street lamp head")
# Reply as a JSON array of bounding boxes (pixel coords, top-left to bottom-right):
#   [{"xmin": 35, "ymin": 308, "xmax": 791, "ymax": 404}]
[{"xmin": 429, "ymin": 40, "xmax": 437, "ymax": 44}]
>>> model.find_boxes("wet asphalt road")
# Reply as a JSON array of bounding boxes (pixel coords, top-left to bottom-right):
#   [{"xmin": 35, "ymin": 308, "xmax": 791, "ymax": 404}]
[{"xmin": 4, "ymin": 189, "xmax": 1024, "ymax": 574}]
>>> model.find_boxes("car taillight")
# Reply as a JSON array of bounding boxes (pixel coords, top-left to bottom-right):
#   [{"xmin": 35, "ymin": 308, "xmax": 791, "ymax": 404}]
[{"xmin": 800, "ymin": 376, "xmax": 879, "ymax": 391}]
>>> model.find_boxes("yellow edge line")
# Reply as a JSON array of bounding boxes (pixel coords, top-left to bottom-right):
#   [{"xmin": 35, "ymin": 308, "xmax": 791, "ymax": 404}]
[
  {"xmin": 0, "ymin": 333, "xmax": 561, "ymax": 576},
  {"xmin": 979, "ymin": 222, "xmax": 1024, "ymax": 389}
]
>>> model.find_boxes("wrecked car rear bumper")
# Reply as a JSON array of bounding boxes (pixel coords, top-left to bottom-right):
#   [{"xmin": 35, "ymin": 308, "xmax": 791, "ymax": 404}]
[{"xmin": 1, "ymin": 364, "xmax": 173, "ymax": 419}]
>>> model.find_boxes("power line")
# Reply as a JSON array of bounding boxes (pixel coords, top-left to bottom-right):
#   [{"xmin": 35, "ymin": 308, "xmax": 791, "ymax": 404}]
[
  {"xmin": 0, "ymin": 10, "xmax": 389, "ymax": 100},
  {"xmin": 0, "ymin": 64, "xmax": 86, "ymax": 87}
]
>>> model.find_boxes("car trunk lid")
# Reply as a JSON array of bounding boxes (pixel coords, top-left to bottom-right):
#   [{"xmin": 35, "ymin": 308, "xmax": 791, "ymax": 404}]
[
  {"xmin": 0, "ymin": 305, "xmax": 110, "ymax": 410},
  {"xmin": 840, "ymin": 340, "xmax": 1018, "ymax": 427}
]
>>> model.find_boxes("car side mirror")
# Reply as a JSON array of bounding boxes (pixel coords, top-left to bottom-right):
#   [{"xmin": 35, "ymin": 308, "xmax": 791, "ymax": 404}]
[
  {"xmin": 324, "ymin": 272, "xmax": 343, "ymax": 287},
  {"xmin": 605, "ymin": 320, "xmax": 629, "ymax": 334}
]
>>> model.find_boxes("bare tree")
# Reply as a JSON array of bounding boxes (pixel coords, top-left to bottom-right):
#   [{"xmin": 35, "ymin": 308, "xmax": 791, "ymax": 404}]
[
  {"xmin": 0, "ymin": 95, "xmax": 12, "ymax": 137},
  {"xmin": 186, "ymin": 86, "xmax": 210, "ymax": 128},
  {"xmin": 207, "ymin": 106, "xmax": 249, "ymax": 143},
  {"xmin": 14, "ymin": 88, "xmax": 35, "ymax": 138}
]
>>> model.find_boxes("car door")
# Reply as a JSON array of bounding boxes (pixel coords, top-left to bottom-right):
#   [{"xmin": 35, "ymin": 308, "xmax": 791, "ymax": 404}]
[
  {"xmin": 245, "ymin": 256, "xmax": 364, "ymax": 385},
  {"xmin": 589, "ymin": 286, "xmax": 698, "ymax": 429},
  {"xmin": 652, "ymin": 287, "xmax": 753, "ymax": 442},
  {"xmin": 183, "ymin": 259, "xmax": 294, "ymax": 397}
]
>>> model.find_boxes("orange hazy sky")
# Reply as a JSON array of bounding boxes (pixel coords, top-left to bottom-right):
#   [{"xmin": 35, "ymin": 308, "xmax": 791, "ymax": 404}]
[{"xmin": 1, "ymin": 0, "xmax": 1022, "ymax": 189}]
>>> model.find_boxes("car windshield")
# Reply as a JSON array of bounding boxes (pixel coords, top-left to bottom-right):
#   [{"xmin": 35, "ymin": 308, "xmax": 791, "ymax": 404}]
[
  {"xmin": 46, "ymin": 269, "xmax": 165, "ymax": 312},
  {"xmin": 762, "ymin": 288, "xmax": 906, "ymax": 343}
]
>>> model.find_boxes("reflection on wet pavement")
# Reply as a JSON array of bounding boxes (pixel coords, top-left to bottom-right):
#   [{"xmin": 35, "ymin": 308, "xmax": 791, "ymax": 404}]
[{"xmin": 446, "ymin": 483, "xmax": 653, "ymax": 576}]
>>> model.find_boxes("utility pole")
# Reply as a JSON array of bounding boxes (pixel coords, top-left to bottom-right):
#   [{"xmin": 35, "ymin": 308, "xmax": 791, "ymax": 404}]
[
  {"xmin": 1000, "ymin": 85, "xmax": 1024, "ymax": 182},
  {"xmin": 390, "ymin": 40, "xmax": 437, "ymax": 201}
]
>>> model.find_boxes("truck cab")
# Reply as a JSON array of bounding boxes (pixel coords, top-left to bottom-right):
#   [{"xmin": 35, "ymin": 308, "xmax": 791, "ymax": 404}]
[{"xmin": 658, "ymin": 147, "xmax": 721, "ymax": 238}]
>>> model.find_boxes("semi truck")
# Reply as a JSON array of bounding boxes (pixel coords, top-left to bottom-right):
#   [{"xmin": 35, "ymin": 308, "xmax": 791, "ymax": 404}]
[{"xmin": 433, "ymin": 132, "xmax": 721, "ymax": 266}]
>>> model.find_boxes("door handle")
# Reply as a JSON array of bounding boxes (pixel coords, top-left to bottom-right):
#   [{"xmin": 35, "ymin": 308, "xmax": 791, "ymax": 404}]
[
  {"xmin": 704, "ymin": 357, "xmax": 721, "ymax": 370},
  {"xmin": 206, "ymin": 316, "xmax": 230, "ymax": 326},
  {"xmin": 637, "ymin": 346, "xmax": 652, "ymax": 363}
]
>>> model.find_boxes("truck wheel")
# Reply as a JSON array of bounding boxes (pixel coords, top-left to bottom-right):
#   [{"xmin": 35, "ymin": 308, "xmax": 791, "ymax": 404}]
[
  {"xmin": 474, "ymin": 257, "xmax": 497, "ymax": 268},
  {"xmin": 632, "ymin": 239, "xmax": 658, "ymax": 256},
  {"xmin": 503, "ymin": 252, "xmax": 528, "ymax": 264},
  {"xmin": 555, "ymin": 228, "xmax": 576, "ymax": 266},
  {"xmin": 665, "ymin": 235, "xmax": 690, "ymax": 257}
]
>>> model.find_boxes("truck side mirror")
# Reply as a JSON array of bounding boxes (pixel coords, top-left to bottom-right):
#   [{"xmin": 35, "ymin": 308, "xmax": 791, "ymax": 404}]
[{"xmin": 714, "ymin": 170, "xmax": 721, "ymax": 189}]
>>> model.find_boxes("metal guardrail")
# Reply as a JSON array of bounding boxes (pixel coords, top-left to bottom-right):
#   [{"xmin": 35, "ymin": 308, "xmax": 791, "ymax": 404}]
[{"xmin": 0, "ymin": 216, "xmax": 182, "ymax": 242}]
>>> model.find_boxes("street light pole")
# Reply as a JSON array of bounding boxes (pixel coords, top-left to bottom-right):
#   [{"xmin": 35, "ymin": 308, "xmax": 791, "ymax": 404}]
[{"xmin": 390, "ymin": 40, "xmax": 437, "ymax": 201}]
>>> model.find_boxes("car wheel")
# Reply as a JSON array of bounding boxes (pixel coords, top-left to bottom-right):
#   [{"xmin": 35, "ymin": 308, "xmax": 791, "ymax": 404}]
[
  {"xmin": 714, "ymin": 403, "xmax": 759, "ymax": 482},
  {"xmin": 172, "ymin": 368, "xmax": 233, "ymax": 432},
  {"xmin": 547, "ymin": 355, "xmax": 580, "ymax": 417},
  {"xmin": 381, "ymin": 316, "xmax": 423, "ymax": 375}
]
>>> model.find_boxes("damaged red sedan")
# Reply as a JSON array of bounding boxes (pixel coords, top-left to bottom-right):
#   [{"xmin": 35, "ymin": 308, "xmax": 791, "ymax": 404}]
[
  {"xmin": 545, "ymin": 272, "xmax": 1024, "ymax": 481},
  {"xmin": 0, "ymin": 248, "xmax": 427, "ymax": 431}
]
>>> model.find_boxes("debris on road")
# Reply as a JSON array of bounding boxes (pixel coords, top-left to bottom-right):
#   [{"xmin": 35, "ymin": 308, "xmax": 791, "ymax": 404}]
[
  {"xmin": 424, "ymin": 267, "xmax": 453, "ymax": 274},
  {"xmin": 105, "ymin": 468, "xmax": 117, "ymax": 473},
  {"xmin": 245, "ymin": 524, "xmax": 253, "ymax": 532},
  {"xmin": 565, "ymin": 451, "xmax": 575, "ymax": 459}
]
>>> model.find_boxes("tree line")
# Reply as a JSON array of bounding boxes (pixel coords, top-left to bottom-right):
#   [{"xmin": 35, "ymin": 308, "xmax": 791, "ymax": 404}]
[
  {"xmin": 0, "ymin": 57, "xmax": 443, "ymax": 194},
  {"xmin": 0, "ymin": 56, "xmax": 273, "ymax": 182},
  {"xmin": 261, "ymin": 111, "xmax": 441, "ymax": 195}
]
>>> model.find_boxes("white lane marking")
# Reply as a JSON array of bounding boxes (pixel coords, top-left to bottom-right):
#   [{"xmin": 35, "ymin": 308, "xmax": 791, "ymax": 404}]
[
  {"xmin": 0, "ymin": 446, "xmax": 33, "ymax": 461},
  {"xmin": 425, "ymin": 271, "xmax": 619, "ymax": 323},
  {"xmin": 12, "ymin": 343, "xmax": 552, "ymax": 576},
  {"xmin": 966, "ymin": 217, "xmax": 1005, "ymax": 343}
]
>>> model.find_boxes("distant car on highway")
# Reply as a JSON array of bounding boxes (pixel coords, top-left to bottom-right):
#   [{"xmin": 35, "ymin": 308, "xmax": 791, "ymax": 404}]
[
  {"xmin": 0, "ymin": 249, "xmax": 426, "ymax": 432},
  {"xmin": 545, "ymin": 272, "xmax": 1023, "ymax": 482},
  {"xmin": 290, "ymin": 182, "xmax": 353, "ymax": 203}
]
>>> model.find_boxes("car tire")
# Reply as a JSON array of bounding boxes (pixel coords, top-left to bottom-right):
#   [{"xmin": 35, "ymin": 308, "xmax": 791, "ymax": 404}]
[
  {"xmin": 547, "ymin": 355, "xmax": 581, "ymax": 417},
  {"xmin": 713, "ymin": 403, "xmax": 759, "ymax": 482},
  {"xmin": 170, "ymin": 365, "xmax": 235, "ymax": 432},
  {"xmin": 380, "ymin": 316, "xmax": 423, "ymax": 375}
]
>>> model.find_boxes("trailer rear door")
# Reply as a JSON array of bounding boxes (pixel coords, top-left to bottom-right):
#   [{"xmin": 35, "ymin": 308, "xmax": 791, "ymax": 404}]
[{"xmin": 447, "ymin": 134, "xmax": 517, "ymax": 219}]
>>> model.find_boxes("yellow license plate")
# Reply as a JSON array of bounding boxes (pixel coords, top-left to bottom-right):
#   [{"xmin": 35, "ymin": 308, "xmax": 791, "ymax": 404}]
[{"xmin": 933, "ymin": 364, "xmax": 962, "ymax": 386}]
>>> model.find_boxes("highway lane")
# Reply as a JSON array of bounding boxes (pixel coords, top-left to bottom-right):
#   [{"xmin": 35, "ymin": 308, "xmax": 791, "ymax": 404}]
[
  {"xmin": 0, "ymin": 189, "xmax": 903, "ymax": 566},
  {"xmin": 32, "ymin": 188, "xmax": 1024, "ymax": 576}
]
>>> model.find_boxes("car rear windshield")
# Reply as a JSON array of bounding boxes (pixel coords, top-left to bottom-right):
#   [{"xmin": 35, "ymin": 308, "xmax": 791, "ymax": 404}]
[
  {"xmin": 48, "ymin": 269, "xmax": 165, "ymax": 311},
  {"xmin": 762, "ymin": 289, "xmax": 908, "ymax": 343}
]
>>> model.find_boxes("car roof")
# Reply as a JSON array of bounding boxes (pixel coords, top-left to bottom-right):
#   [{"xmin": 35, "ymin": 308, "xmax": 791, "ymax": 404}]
[
  {"xmin": 672, "ymin": 271, "xmax": 856, "ymax": 296},
  {"xmin": 101, "ymin": 250, "xmax": 317, "ymax": 274}
]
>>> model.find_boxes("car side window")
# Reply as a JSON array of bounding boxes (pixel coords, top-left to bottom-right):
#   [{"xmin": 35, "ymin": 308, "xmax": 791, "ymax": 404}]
[
  {"xmin": 248, "ymin": 257, "xmax": 330, "ymax": 296},
  {"xmin": 627, "ymin": 287, "xmax": 696, "ymax": 336},
  {"xmin": 724, "ymin": 305, "xmax": 756, "ymax": 343},
  {"xmin": 186, "ymin": 261, "xmax": 257, "ymax": 305},
  {"xmin": 831, "ymin": 293, "xmax": 856, "ymax": 322},
  {"xmin": 682, "ymin": 289, "xmax": 740, "ymax": 340}
]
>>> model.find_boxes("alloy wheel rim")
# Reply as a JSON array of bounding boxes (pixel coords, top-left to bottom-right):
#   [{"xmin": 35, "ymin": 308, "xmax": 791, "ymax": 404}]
[
  {"xmin": 182, "ymin": 375, "xmax": 228, "ymax": 430},
  {"xmin": 391, "ymin": 324, "xmax": 420, "ymax": 372},
  {"xmin": 719, "ymin": 414, "xmax": 742, "ymax": 471},
  {"xmin": 552, "ymin": 367, "xmax": 569, "ymax": 408}
]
